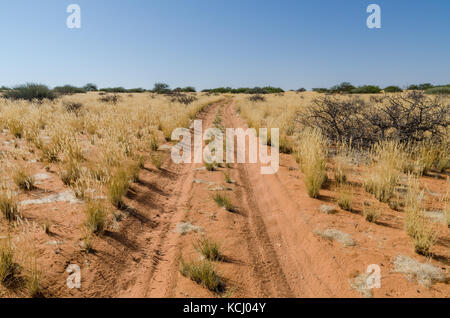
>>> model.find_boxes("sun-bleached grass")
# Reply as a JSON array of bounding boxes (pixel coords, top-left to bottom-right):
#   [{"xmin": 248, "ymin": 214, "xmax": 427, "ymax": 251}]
[
  {"xmin": 337, "ymin": 184, "xmax": 353, "ymax": 211},
  {"xmin": 0, "ymin": 238, "xmax": 16, "ymax": 284},
  {"xmin": 85, "ymin": 200, "xmax": 107, "ymax": 234},
  {"xmin": 364, "ymin": 140, "xmax": 403, "ymax": 203},
  {"xmin": 363, "ymin": 204, "xmax": 380, "ymax": 223},
  {"xmin": 107, "ymin": 168, "xmax": 130, "ymax": 209},
  {"xmin": 296, "ymin": 128, "xmax": 328, "ymax": 198},
  {"xmin": 13, "ymin": 167, "xmax": 35, "ymax": 191},
  {"xmin": 0, "ymin": 189, "xmax": 20, "ymax": 222},
  {"xmin": 235, "ymin": 92, "xmax": 315, "ymax": 154},
  {"xmin": 333, "ymin": 140, "xmax": 353, "ymax": 184},
  {"xmin": 404, "ymin": 175, "xmax": 439, "ymax": 256},
  {"xmin": 151, "ymin": 152, "xmax": 163, "ymax": 170}
]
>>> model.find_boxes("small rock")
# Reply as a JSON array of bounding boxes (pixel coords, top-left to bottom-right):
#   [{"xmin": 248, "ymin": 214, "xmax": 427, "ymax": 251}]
[
  {"xmin": 193, "ymin": 179, "xmax": 215, "ymax": 186},
  {"xmin": 320, "ymin": 205, "xmax": 337, "ymax": 215},
  {"xmin": 208, "ymin": 186, "xmax": 233, "ymax": 191}
]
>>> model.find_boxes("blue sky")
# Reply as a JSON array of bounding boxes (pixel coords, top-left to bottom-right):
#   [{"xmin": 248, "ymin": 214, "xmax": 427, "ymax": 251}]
[{"xmin": 0, "ymin": 0, "xmax": 449, "ymax": 90}]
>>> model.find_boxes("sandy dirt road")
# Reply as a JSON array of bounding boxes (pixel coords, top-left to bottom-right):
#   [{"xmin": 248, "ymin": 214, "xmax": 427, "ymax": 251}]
[{"xmin": 62, "ymin": 97, "xmax": 448, "ymax": 298}]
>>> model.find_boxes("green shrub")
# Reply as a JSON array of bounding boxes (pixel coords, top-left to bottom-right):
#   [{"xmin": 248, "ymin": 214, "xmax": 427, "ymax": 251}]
[
  {"xmin": 425, "ymin": 86, "xmax": 450, "ymax": 95},
  {"xmin": 3, "ymin": 83, "xmax": 55, "ymax": 101},
  {"xmin": 180, "ymin": 259, "xmax": 223, "ymax": 292},
  {"xmin": 312, "ymin": 88, "xmax": 329, "ymax": 93},
  {"xmin": 83, "ymin": 83, "xmax": 98, "ymax": 91},
  {"xmin": 330, "ymin": 82, "xmax": 355, "ymax": 94},
  {"xmin": 384, "ymin": 86, "xmax": 403, "ymax": 93},
  {"xmin": 407, "ymin": 83, "xmax": 433, "ymax": 90},
  {"xmin": 53, "ymin": 85, "xmax": 86, "ymax": 95},
  {"xmin": 350, "ymin": 85, "xmax": 381, "ymax": 94}
]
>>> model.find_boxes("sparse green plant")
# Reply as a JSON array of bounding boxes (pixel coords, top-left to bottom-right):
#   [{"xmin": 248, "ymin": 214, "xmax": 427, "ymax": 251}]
[
  {"xmin": 213, "ymin": 193, "xmax": 234, "ymax": 212},
  {"xmin": 180, "ymin": 258, "xmax": 223, "ymax": 292},
  {"xmin": 194, "ymin": 237, "xmax": 222, "ymax": 261}
]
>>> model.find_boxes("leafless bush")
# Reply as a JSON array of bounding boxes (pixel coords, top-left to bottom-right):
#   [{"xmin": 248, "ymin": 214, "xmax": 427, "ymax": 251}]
[
  {"xmin": 299, "ymin": 92, "xmax": 449, "ymax": 146},
  {"xmin": 63, "ymin": 101, "xmax": 83, "ymax": 114},
  {"xmin": 98, "ymin": 94, "xmax": 121, "ymax": 104},
  {"xmin": 170, "ymin": 93, "xmax": 197, "ymax": 105},
  {"xmin": 248, "ymin": 95, "xmax": 266, "ymax": 102}
]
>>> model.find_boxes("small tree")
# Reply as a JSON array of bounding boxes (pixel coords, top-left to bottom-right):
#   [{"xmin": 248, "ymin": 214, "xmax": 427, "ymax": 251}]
[
  {"xmin": 83, "ymin": 83, "xmax": 98, "ymax": 91},
  {"xmin": 330, "ymin": 82, "xmax": 355, "ymax": 94},
  {"xmin": 384, "ymin": 86, "xmax": 403, "ymax": 93},
  {"xmin": 153, "ymin": 82, "xmax": 171, "ymax": 94}
]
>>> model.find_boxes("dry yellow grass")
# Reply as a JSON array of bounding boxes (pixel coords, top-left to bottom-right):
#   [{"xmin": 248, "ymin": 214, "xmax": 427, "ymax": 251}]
[{"xmin": 296, "ymin": 128, "xmax": 328, "ymax": 198}]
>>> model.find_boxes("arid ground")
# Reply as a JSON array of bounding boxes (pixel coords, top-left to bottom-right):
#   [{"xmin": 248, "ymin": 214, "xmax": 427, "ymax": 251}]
[{"xmin": 0, "ymin": 91, "xmax": 448, "ymax": 298}]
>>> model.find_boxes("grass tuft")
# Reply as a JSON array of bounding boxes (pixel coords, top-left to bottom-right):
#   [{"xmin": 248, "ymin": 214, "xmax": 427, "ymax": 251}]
[
  {"xmin": 297, "ymin": 128, "xmax": 328, "ymax": 198},
  {"xmin": 0, "ymin": 189, "xmax": 20, "ymax": 222},
  {"xmin": 13, "ymin": 168, "xmax": 35, "ymax": 191},
  {"xmin": 86, "ymin": 200, "xmax": 107, "ymax": 234},
  {"xmin": 194, "ymin": 238, "xmax": 222, "ymax": 261},
  {"xmin": 213, "ymin": 193, "xmax": 234, "ymax": 212},
  {"xmin": 180, "ymin": 258, "xmax": 223, "ymax": 292}
]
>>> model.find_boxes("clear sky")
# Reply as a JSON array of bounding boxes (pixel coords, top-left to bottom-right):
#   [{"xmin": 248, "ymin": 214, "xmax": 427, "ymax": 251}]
[{"xmin": 0, "ymin": 0, "xmax": 449, "ymax": 90}]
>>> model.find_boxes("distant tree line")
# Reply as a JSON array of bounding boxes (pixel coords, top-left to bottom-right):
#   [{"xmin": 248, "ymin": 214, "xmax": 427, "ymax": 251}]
[
  {"xmin": 201, "ymin": 87, "xmax": 284, "ymax": 94},
  {"xmin": 1, "ymin": 81, "xmax": 449, "ymax": 102},
  {"xmin": 310, "ymin": 82, "xmax": 450, "ymax": 94}
]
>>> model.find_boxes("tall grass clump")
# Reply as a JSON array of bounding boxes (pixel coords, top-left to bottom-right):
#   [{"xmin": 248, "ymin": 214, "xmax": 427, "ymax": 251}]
[
  {"xmin": 85, "ymin": 200, "xmax": 107, "ymax": 234},
  {"xmin": 337, "ymin": 185, "xmax": 353, "ymax": 211},
  {"xmin": 25, "ymin": 255, "xmax": 41, "ymax": 298},
  {"xmin": 404, "ymin": 176, "xmax": 438, "ymax": 256},
  {"xmin": 180, "ymin": 259, "xmax": 223, "ymax": 292},
  {"xmin": 107, "ymin": 168, "xmax": 130, "ymax": 209},
  {"xmin": 364, "ymin": 140, "xmax": 403, "ymax": 203},
  {"xmin": 0, "ymin": 189, "xmax": 20, "ymax": 222},
  {"xmin": 0, "ymin": 238, "xmax": 16, "ymax": 284},
  {"xmin": 333, "ymin": 140, "xmax": 352, "ymax": 184},
  {"xmin": 13, "ymin": 167, "xmax": 35, "ymax": 191},
  {"xmin": 363, "ymin": 203, "xmax": 381, "ymax": 223},
  {"xmin": 297, "ymin": 128, "xmax": 328, "ymax": 198}
]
